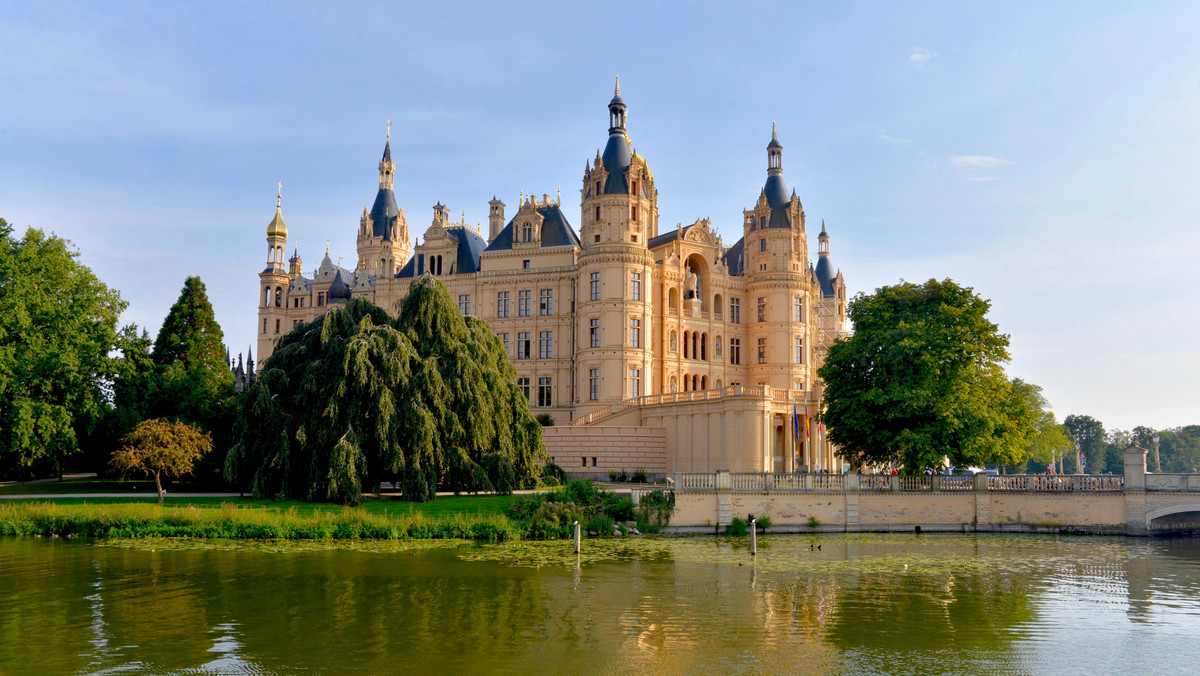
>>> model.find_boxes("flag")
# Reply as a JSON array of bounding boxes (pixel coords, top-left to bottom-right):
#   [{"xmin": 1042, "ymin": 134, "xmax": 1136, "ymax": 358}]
[
  {"xmin": 804, "ymin": 408, "xmax": 811, "ymax": 435},
  {"xmin": 792, "ymin": 402, "xmax": 801, "ymax": 442}
]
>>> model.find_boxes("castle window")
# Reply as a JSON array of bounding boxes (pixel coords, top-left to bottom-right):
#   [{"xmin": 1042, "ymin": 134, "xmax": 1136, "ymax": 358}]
[
  {"xmin": 458, "ymin": 294, "xmax": 471, "ymax": 316},
  {"xmin": 595, "ymin": 181, "xmax": 601, "ymax": 195},
  {"xmin": 263, "ymin": 318, "xmax": 268, "ymax": 334},
  {"xmin": 631, "ymin": 234, "xmax": 637, "ymax": 243},
  {"xmin": 499, "ymin": 332, "xmax": 509, "ymax": 354},
  {"xmin": 630, "ymin": 272, "xmax": 641, "ymax": 301},
  {"xmin": 629, "ymin": 368, "xmax": 641, "ymax": 398},
  {"xmin": 758, "ymin": 337, "xmax": 767, "ymax": 364},
  {"xmin": 539, "ymin": 289, "xmax": 553, "ymax": 316},
  {"xmin": 632, "ymin": 205, "xmax": 638, "ymax": 221},
  {"xmin": 760, "ymin": 216, "xmax": 767, "ymax": 228},
  {"xmin": 518, "ymin": 377, "xmax": 530, "ymax": 401},
  {"xmin": 730, "ymin": 298, "xmax": 741, "ymax": 324},
  {"xmin": 523, "ymin": 260, "xmax": 531, "ymax": 269},
  {"xmin": 539, "ymin": 331, "xmax": 553, "ymax": 359},
  {"xmin": 595, "ymin": 205, "xmax": 601, "ymax": 221},
  {"xmin": 522, "ymin": 222, "xmax": 533, "ymax": 242},
  {"xmin": 629, "ymin": 318, "xmax": 641, "ymax": 348},
  {"xmin": 683, "ymin": 331, "xmax": 690, "ymax": 359},
  {"xmin": 795, "ymin": 336, "xmax": 804, "ymax": 364},
  {"xmin": 318, "ymin": 292, "xmax": 325, "ymax": 307},
  {"xmin": 517, "ymin": 332, "xmax": 530, "ymax": 359},
  {"xmin": 700, "ymin": 376, "xmax": 707, "ymax": 390},
  {"xmin": 590, "ymin": 272, "xmax": 600, "ymax": 301},
  {"xmin": 757, "ymin": 297, "xmax": 766, "ymax": 322},
  {"xmin": 589, "ymin": 369, "xmax": 600, "ymax": 401},
  {"xmin": 537, "ymin": 377, "xmax": 553, "ymax": 407},
  {"xmin": 264, "ymin": 287, "xmax": 270, "ymax": 307},
  {"xmin": 730, "ymin": 338, "xmax": 741, "ymax": 365},
  {"xmin": 795, "ymin": 296, "xmax": 804, "ymax": 322},
  {"xmin": 760, "ymin": 238, "xmax": 768, "ymax": 252},
  {"xmin": 275, "ymin": 319, "xmax": 281, "ymax": 334},
  {"xmin": 631, "ymin": 181, "xmax": 638, "ymax": 195},
  {"xmin": 589, "ymin": 318, "xmax": 600, "ymax": 348},
  {"xmin": 497, "ymin": 291, "xmax": 510, "ymax": 318},
  {"xmin": 700, "ymin": 333, "xmax": 707, "ymax": 360},
  {"xmin": 293, "ymin": 320, "xmax": 300, "ymax": 328},
  {"xmin": 275, "ymin": 287, "xmax": 282, "ymax": 307},
  {"xmin": 518, "ymin": 290, "xmax": 531, "ymax": 317},
  {"xmin": 594, "ymin": 234, "xmax": 600, "ymax": 243}
]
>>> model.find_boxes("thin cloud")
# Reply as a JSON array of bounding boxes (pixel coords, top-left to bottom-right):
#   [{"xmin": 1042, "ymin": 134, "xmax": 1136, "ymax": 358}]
[
  {"xmin": 910, "ymin": 47, "xmax": 937, "ymax": 66},
  {"xmin": 951, "ymin": 155, "xmax": 1012, "ymax": 168},
  {"xmin": 878, "ymin": 130, "xmax": 911, "ymax": 146}
]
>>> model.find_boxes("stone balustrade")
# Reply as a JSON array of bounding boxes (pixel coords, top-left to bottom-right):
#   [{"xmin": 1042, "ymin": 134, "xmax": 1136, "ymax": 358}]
[{"xmin": 672, "ymin": 470, "xmax": 1145, "ymax": 494}]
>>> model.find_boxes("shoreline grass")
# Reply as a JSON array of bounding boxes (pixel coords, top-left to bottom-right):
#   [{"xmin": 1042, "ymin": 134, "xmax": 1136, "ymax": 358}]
[{"xmin": 0, "ymin": 501, "xmax": 521, "ymax": 541}]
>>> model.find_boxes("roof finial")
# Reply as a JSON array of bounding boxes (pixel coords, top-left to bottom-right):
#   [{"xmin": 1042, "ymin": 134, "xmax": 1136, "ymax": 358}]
[
  {"xmin": 277, "ymin": 181, "xmax": 282, "ymax": 207},
  {"xmin": 821, "ymin": 218, "xmax": 827, "ymax": 234},
  {"xmin": 615, "ymin": 75, "xmax": 620, "ymax": 96},
  {"xmin": 772, "ymin": 120, "xmax": 777, "ymax": 141},
  {"xmin": 325, "ymin": 240, "xmax": 330, "ymax": 255},
  {"xmin": 557, "ymin": 186, "xmax": 561, "ymax": 204},
  {"xmin": 387, "ymin": 119, "xmax": 391, "ymax": 141}
]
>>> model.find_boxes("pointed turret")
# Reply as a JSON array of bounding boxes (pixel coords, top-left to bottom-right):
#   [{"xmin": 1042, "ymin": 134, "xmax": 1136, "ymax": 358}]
[{"xmin": 815, "ymin": 220, "xmax": 836, "ymax": 297}]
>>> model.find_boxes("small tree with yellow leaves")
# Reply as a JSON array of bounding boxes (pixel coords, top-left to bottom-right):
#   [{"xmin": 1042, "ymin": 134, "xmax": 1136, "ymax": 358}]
[{"xmin": 111, "ymin": 418, "xmax": 211, "ymax": 504}]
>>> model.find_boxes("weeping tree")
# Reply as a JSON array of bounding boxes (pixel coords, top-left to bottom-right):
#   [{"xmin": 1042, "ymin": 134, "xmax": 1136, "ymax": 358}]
[{"xmin": 228, "ymin": 276, "xmax": 545, "ymax": 504}]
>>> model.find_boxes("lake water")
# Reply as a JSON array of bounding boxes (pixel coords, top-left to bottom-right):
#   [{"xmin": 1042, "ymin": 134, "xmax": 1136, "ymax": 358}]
[{"xmin": 1, "ymin": 534, "xmax": 1198, "ymax": 675}]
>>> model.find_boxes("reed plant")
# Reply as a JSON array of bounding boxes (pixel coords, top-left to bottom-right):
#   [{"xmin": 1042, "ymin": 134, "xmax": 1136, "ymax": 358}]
[{"xmin": 0, "ymin": 501, "xmax": 520, "ymax": 541}]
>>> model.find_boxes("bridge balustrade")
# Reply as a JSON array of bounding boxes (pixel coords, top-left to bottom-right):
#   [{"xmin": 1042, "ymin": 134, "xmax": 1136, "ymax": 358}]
[{"xmin": 676, "ymin": 471, "xmax": 1131, "ymax": 494}]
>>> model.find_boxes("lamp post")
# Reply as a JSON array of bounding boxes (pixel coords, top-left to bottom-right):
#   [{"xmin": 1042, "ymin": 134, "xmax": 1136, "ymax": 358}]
[{"xmin": 1153, "ymin": 434, "xmax": 1161, "ymax": 474}]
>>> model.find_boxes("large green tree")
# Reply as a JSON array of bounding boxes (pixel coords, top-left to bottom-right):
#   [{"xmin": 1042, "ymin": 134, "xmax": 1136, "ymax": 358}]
[
  {"xmin": 818, "ymin": 278, "xmax": 1038, "ymax": 472},
  {"xmin": 0, "ymin": 219, "xmax": 126, "ymax": 479},
  {"xmin": 150, "ymin": 276, "xmax": 236, "ymax": 453},
  {"xmin": 1013, "ymin": 380, "xmax": 1073, "ymax": 472},
  {"xmin": 1063, "ymin": 414, "xmax": 1105, "ymax": 474},
  {"xmin": 230, "ymin": 276, "xmax": 545, "ymax": 504}
]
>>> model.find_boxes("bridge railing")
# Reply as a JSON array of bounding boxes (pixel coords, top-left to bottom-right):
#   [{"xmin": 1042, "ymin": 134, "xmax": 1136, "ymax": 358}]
[
  {"xmin": 1145, "ymin": 473, "xmax": 1200, "ymax": 492},
  {"xmin": 674, "ymin": 471, "xmax": 1134, "ymax": 494}
]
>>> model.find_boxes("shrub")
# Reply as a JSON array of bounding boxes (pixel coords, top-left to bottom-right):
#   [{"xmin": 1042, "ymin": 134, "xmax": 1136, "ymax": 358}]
[
  {"xmin": 608, "ymin": 470, "xmax": 620, "ymax": 482},
  {"xmin": 807, "ymin": 515, "xmax": 821, "ymax": 528},
  {"xmin": 617, "ymin": 470, "xmax": 629, "ymax": 482},
  {"xmin": 585, "ymin": 514, "xmax": 615, "ymax": 536},
  {"xmin": 535, "ymin": 413, "xmax": 556, "ymax": 426},
  {"xmin": 724, "ymin": 516, "xmax": 748, "ymax": 537},
  {"xmin": 636, "ymin": 490, "xmax": 674, "ymax": 533},
  {"xmin": 631, "ymin": 469, "xmax": 647, "ymax": 483},
  {"xmin": 526, "ymin": 501, "xmax": 581, "ymax": 539}
]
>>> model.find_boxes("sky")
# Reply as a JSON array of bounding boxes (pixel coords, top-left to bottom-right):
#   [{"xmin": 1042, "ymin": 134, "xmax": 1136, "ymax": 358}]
[{"xmin": 2, "ymin": 1, "xmax": 1198, "ymax": 431}]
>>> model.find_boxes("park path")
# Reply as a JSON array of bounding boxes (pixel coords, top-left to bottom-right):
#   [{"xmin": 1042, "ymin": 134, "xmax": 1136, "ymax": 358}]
[{"xmin": 0, "ymin": 493, "xmax": 241, "ymax": 499}]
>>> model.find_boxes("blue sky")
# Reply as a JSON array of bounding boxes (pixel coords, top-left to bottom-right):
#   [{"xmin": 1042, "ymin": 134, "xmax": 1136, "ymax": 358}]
[{"xmin": 2, "ymin": 1, "xmax": 1197, "ymax": 431}]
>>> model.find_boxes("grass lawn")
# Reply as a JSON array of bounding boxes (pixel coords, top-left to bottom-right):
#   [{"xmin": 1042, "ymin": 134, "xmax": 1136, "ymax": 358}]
[
  {"xmin": 3, "ymin": 493, "xmax": 524, "ymax": 518},
  {"xmin": 0, "ymin": 476, "xmax": 223, "ymax": 495}
]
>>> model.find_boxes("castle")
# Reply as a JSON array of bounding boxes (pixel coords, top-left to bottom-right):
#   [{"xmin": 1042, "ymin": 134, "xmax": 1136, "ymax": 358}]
[{"xmin": 257, "ymin": 81, "xmax": 848, "ymax": 476}]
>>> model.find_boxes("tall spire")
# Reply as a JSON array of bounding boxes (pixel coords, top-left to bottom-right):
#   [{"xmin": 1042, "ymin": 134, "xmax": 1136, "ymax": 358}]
[
  {"xmin": 379, "ymin": 122, "xmax": 395, "ymax": 189},
  {"xmin": 267, "ymin": 181, "xmax": 287, "ymax": 237}
]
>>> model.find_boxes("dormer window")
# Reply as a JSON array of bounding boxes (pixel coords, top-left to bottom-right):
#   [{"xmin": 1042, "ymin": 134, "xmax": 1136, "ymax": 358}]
[{"xmin": 522, "ymin": 222, "xmax": 533, "ymax": 242}]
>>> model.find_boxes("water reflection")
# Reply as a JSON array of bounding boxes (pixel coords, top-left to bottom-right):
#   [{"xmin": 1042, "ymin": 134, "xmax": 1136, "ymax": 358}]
[{"xmin": 0, "ymin": 534, "xmax": 1198, "ymax": 675}]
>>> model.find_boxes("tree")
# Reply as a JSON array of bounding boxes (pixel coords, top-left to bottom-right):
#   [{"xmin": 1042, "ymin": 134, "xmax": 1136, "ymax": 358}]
[
  {"xmin": 151, "ymin": 276, "xmax": 237, "ymax": 454},
  {"xmin": 1063, "ymin": 414, "xmax": 1105, "ymax": 475},
  {"xmin": 818, "ymin": 279, "xmax": 1037, "ymax": 472},
  {"xmin": 1014, "ymin": 380, "xmax": 1073, "ymax": 472},
  {"xmin": 230, "ymin": 276, "xmax": 545, "ymax": 504},
  {"xmin": 111, "ymin": 418, "xmax": 211, "ymax": 504},
  {"xmin": 0, "ymin": 219, "xmax": 126, "ymax": 479}
]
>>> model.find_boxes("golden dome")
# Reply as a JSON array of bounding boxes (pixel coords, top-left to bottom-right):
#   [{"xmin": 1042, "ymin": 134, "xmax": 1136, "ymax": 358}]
[{"xmin": 267, "ymin": 183, "xmax": 287, "ymax": 237}]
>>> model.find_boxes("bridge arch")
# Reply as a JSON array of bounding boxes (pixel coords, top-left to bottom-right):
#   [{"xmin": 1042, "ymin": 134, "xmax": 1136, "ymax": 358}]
[{"xmin": 1146, "ymin": 503, "xmax": 1200, "ymax": 532}]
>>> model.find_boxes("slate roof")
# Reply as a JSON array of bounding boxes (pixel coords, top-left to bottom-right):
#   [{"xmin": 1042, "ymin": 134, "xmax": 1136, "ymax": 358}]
[
  {"xmin": 601, "ymin": 131, "xmax": 633, "ymax": 194},
  {"xmin": 815, "ymin": 254, "xmax": 836, "ymax": 297},
  {"xmin": 721, "ymin": 237, "xmax": 745, "ymax": 277},
  {"xmin": 398, "ymin": 226, "xmax": 490, "ymax": 278},
  {"xmin": 647, "ymin": 223, "xmax": 696, "ymax": 250},
  {"xmin": 483, "ymin": 204, "xmax": 581, "ymax": 252},
  {"xmin": 369, "ymin": 187, "xmax": 401, "ymax": 240}
]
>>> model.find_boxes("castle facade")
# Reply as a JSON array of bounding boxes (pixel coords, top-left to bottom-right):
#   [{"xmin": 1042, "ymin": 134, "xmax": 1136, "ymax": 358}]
[{"xmin": 257, "ymin": 83, "xmax": 848, "ymax": 476}]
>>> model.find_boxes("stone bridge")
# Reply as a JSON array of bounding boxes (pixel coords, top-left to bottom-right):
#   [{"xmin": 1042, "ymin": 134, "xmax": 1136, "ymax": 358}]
[{"xmin": 667, "ymin": 446, "xmax": 1200, "ymax": 536}]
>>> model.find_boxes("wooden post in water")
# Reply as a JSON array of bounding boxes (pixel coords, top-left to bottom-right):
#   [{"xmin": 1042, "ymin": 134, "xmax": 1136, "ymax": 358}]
[
  {"xmin": 573, "ymin": 521, "xmax": 581, "ymax": 554},
  {"xmin": 750, "ymin": 518, "xmax": 757, "ymax": 556}
]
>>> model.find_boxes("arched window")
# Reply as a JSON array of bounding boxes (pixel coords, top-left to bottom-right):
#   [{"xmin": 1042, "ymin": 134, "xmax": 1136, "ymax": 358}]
[
  {"xmin": 714, "ymin": 293, "xmax": 724, "ymax": 319},
  {"xmin": 715, "ymin": 379, "xmax": 722, "ymax": 389},
  {"xmin": 683, "ymin": 331, "xmax": 690, "ymax": 359},
  {"xmin": 522, "ymin": 222, "xmax": 533, "ymax": 242},
  {"xmin": 692, "ymin": 375, "xmax": 699, "ymax": 391},
  {"xmin": 274, "ymin": 287, "xmax": 282, "ymax": 307},
  {"xmin": 669, "ymin": 331, "xmax": 677, "ymax": 352},
  {"xmin": 668, "ymin": 288, "xmax": 678, "ymax": 311},
  {"xmin": 264, "ymin": 286, "xmax": 271, "ymax": 307},
  {"xmin": 701, "ymin": 333, "xmax": 707, "ymax": 361},
  {"xmin": 692, "ymin": 332, "xmax": 699, "ymax": 360},
  {"xmin": 701, "ymin": 376, "xmax": 707, "ymax": 390},
  {"xmin": 682, "ymin": 374, "xmax": 689, "ymax": 391}
]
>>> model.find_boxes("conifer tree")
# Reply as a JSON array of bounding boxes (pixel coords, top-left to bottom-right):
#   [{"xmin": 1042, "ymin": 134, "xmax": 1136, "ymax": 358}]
[
  {"xmin": 150, "ymin": 276, "xmax": 236, "ymax": 455},
  {"xmin": 230, "ymin": 276, "xmax": 545, "ymax": 504}
]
